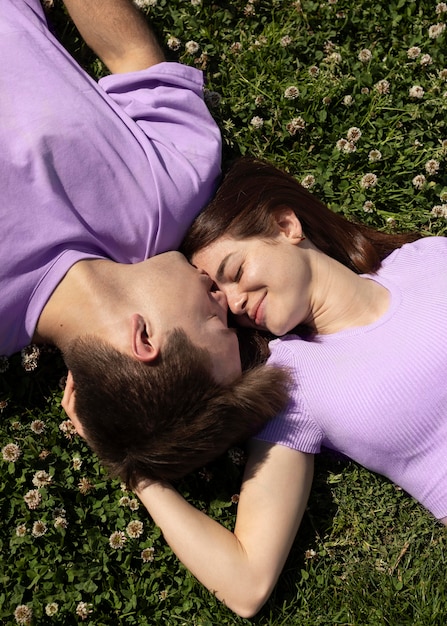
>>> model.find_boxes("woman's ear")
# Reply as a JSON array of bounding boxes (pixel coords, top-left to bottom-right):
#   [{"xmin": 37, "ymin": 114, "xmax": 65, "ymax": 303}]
[
  {"xmin": 130, "ymin": 314, "xmax": 161, "ymax": 363},
  {"xmin": 273, "ymin": 209, "xmax": 305, "ymax": 243}
]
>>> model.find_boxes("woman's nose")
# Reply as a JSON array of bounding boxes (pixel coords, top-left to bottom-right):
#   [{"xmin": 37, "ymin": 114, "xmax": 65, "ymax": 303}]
[{"xmin": 228, "ymin": 289, "xmax": 248, "ymax": 315}]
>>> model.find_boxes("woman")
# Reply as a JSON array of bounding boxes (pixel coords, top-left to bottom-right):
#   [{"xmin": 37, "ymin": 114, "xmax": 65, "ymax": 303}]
[
  {"xmin": 136, "ymin": 157, "xmax": 447, "ymax": 617},
  {"xmin": 63, "ymin": 156, "xmax": 446, "ymax": 618}
]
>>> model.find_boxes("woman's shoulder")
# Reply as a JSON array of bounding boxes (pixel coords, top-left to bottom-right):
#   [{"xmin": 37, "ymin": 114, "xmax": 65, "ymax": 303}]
[{"xmin": 382, "ymin": 235, "xmax": 447, "ymax": 269}]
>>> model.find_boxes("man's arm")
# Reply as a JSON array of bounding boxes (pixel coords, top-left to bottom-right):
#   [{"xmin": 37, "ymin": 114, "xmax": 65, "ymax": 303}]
[{"xmin": 62, "ymin": 0, "xmax": 165, "ymax": 73}]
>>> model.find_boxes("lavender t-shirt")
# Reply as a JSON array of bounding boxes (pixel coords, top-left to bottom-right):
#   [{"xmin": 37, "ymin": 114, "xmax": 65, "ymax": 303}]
[
  {"xmin": 256, "ymin": 237, "xmax": 447, "ymax": 519},
  {"xmin": 1, "ymin": 0, "xmax": 221, "ymax": 355}
]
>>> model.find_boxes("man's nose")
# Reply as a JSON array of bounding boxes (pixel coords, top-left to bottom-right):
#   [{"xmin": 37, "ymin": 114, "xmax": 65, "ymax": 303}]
[{"xmin": 211, "ymin": 288, "xmax": 228, "ymax": 309}]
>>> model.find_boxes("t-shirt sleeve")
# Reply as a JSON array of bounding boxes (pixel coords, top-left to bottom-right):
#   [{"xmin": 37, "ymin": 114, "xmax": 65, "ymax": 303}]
[
  {"xmin": 253, "ymin": 340, "xmax": 324, "ymax": 453},
  {"xmin": 99, "ymin": 62, "xmax": 221, "ymax": 165}
]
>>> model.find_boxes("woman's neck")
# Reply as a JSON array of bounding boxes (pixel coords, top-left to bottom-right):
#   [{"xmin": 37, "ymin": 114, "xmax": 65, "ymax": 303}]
[{"xmin": 308, "ymin": 255, "xmax": 389, "ymax": 335}]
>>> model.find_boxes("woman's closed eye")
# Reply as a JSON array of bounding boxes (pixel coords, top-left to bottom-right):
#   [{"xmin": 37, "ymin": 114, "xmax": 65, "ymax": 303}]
[{"xmin": 233, "ymin": 265, "xmax": 243, "ymax": 283}]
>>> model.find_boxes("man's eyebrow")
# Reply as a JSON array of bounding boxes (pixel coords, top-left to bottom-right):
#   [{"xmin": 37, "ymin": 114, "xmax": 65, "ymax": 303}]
[{"xmin": 216, "ymin": 254, "xmax": 232, "ymax": 282}]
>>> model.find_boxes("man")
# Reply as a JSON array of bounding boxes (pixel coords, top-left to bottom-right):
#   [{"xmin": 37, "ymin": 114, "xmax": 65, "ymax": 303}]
[
  {"xmin": 3, "ymin": 0, "xmax": 289, "ymax": 483},
  {"xmin": 2, "ymin": 0, "xmax": 221, "ymax": 358}
]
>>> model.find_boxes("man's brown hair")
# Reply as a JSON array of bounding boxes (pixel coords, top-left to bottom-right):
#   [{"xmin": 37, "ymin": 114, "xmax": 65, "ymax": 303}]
[{"xmin": 64, "ymin": 329, "xmax": 290, "ymax": 489}]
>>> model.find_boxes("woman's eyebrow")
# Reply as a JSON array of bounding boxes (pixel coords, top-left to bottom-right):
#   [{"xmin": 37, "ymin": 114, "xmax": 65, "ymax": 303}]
[{"xmin": 216, "ymin": 254, "xmax": 232, "ymax": 281}]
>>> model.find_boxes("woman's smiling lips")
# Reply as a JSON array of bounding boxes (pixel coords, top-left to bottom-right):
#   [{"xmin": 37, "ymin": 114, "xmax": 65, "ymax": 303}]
[{"xmin": 251, "ymin": 293, "xmax": 266, "ymax": 327}]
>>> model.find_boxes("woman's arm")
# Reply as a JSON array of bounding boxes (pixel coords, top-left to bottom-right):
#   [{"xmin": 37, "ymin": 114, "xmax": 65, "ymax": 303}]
[
  {"xmin": 136, "ymin": 441, "xmax": 314, "ymax": 618},
  {"xmin": 62, "ymin": 0, "xmax": 165, "ymax": 73}
]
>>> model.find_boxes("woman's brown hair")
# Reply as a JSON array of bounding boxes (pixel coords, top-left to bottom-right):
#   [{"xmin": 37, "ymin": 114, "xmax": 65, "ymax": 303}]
[{"xmin": 182, "ymin": 156, "xmax": 418, "ymax": 274}]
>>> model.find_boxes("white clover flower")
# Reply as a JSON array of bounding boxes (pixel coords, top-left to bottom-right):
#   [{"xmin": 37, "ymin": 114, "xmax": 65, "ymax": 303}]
[
  {"xmin": 229, "ymin": 42, "xmax": 243, "ymax": 54},
  {"xmin": 109, "ymin": 530, "xmax": 127, "ymax": 549},
  {"xmin": 336, "ymin": 138, "xmax": 356, "ymax": 153},
  {"xmin": 45, "ymin": 603, "xmax": 59, "ymax": 617},
  {"xmin": 59, "ymin": 419, "xmax": 77, "ymax": 439},
  {"xmin": 76, "ymin": 602, "xmax": 93, "ymax": 620},
  {"xmin": 305, "ymin": 547, "xmax": 318, "ymax": 559},
  {"xmin": 308, "ymin": 65, "xmax": 319, "ymax": 77},
  {"xmin": 280, "ymin": 35, "xmax": 293, "ymax": 47},
  {"xmin": 167, "ymin": 36, "xmax": 181, "ymax": 51},
  {"xmin": 363, "ymin": 200, "xmax": 375, "ymax": 212},
  {"xmin": 286, "ymin": 117, "xmax": 306, "ymax": 135},
  {"xmin": 360, "ymin": 173, "xmax": 378, "ymax": 188},
  {"xmin": 244, "ymin": 3, "xmax": 256, "ymax": 16},
  {"xmin": 358, "ymin": 49, "xmax": 372, "ymax": 63},
  {"xmin": 30, "ymin": 419, "xmax": 45, "ymax": 434},
  {"xmin": 78, "ymin": 477, "xmax": 94, "ymax": 494},
  {"xmin": 284, "ymin": 85, "xmax": 300, "ymax": 99},
  {"xmin": 129, "ymin": 498, "xmax": 140, "ymax": 511},
  {"xmin": 24, "ymin": 489, "xmax": 41, "ymax": 509},
  {"xmin": 252, "ymin": 36, "xmax": 267, "ymax": 48},
  {"xmin": 439, "ymin": 69, "xmax": 447, "ymax": 80},
  {"xmin": 428, "ymin": 23, "xmax": 446, "ymax": 38},
  {"xmin": 53, "ymin": 515, "xmax": 67, "ymax": 529},
  {"xmin": 407, "ymin": 46, "xmax": 421, "ymax": 59},
  {"xmin": 32, "ymin": 520, "xmax": 48, "ymax": 537},
  {"xmin": 336, "ymin": 138, "xmax": 348, "ymax": 151},
  {"xmin": 2, "ymin": 442, "xmax": 21, "ymax": 462},
  {"xmin": 72, "ymin": 456, "xmax": 82, "ymax": 470},
  {"xmin": 346, "ymin": 127, "xmax": 362, "ymax": 142},
  {"xmin": 250, "ymin": 116, "xmax": 264, "ymax": 129},
  {"xmin": 21, "ymin": 345, "xmax": 40, "ymax": 371},
  {"xmin": 409, "ymin": 85, "xmax": 424, "ymax": 99},
  {"xmin": 344, "ymin": 141, "xmax": 357, "ymax": 153},
  {"xmin": 301, "ymin": 175, "xmax": 316, "ymax": 189},
  {"xmin": 374, "ymin": 79, "xmax": 390, "ymax": 94},
  {"xmin": 127, "ymin": 520, "xmax": 144, "ymax": 539},
  {"xmin": 420, "ymin": 54, "xmax": 432, "ymax": 66},
  {"xmin": 425, "ymin": 159, "xmax": 440, "ymax": 175},
  {"xmin": 32, "ymin": 470, "xmax": 52, "ymax": 488},
  {"xmin": 326, "ymin": 52, "xmax": 342, "ymax": 63},
  {"xmin": 361, "ymin": 87, "xmax": 370, "ymax": 94},
  {"xmin": 53, "ymin": 506, "xmax": 66, "ymax": 518},
  {"xmin": 368, "ymin": 149, "xmax": 382, "ymax": 162},
  {"xmin": 141, "ymin": 547, "xmax": 155, "ymax": 562},
  {"xmin": 185, "ymin": 40, "xmax": 199, "ymax": 54},
  {"xmin": 431, "ymin": 204, "xmax": 447, "ymax": 217},
  {"xmin": 133, "ymin": 0, "xmax": 158, "ymax": 7},
  {"xmin": 119, "ymin": 496, "xmax": 131, "ymax": 507},
  {"xmin": 191, "ymin": 0, "xmax": 202, "ymax": 5},
  {"xmin": 16, "ymin": 524, "xmax": 27, "ymax": 537},
  {"xmin": 254, "ymin": 95, "xmax": 265, "ymax": 106},
  {"xmin": 14, "ymin": 605, "xmax": 32, "ymax": 625},
  {"xmin": 343, "ymin": 95, "xmax": 353, "ymax": 106},
  {"xmin": 412, "ymin": 174, "xmax": 426, "ymax": 189},
  {"xmin": 54, "ymin": 516, "xmax": 68, "ymax": 530},
  {"xmin": 322, "ymin": 96, "xmax": 332, "ymax": 105}
]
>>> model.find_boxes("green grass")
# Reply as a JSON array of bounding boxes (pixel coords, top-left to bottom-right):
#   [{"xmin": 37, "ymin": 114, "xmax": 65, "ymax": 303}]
[{"xmin": 1, "ymin": 0, "xmax": 447, "ymax": 624}]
